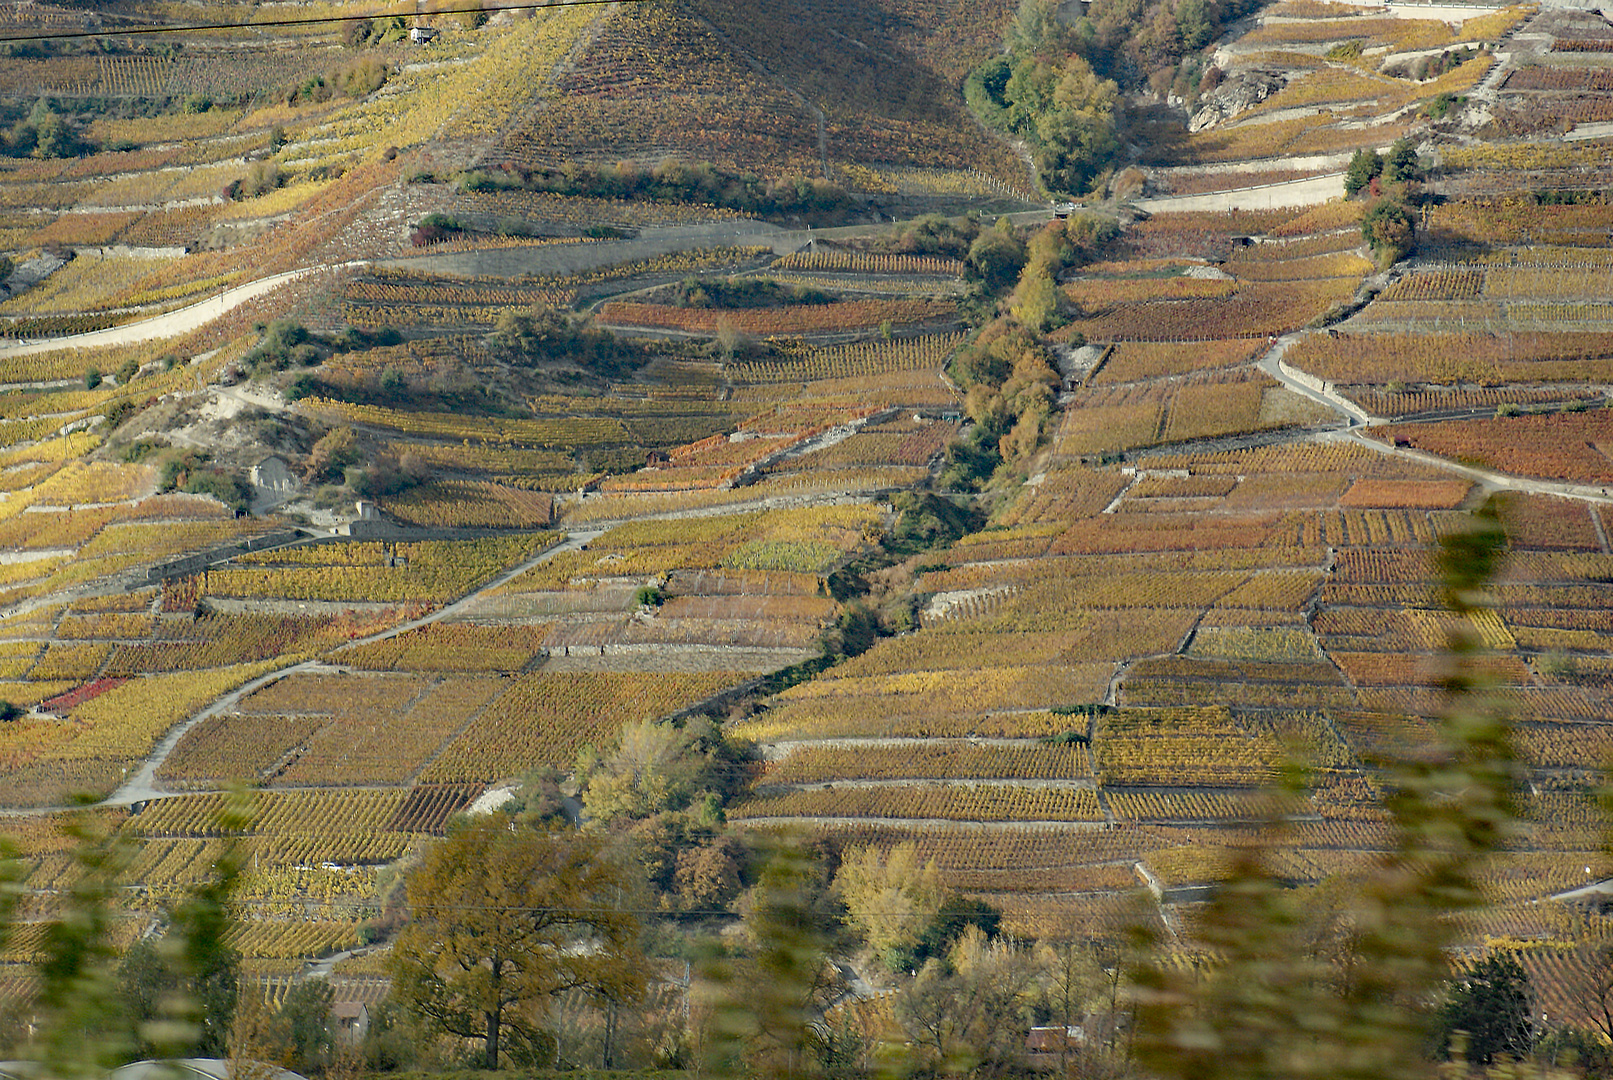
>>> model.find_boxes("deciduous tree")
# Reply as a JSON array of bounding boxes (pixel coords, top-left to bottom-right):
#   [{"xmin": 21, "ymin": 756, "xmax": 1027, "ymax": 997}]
[
  {"xmin": 388, "ymin": 815, "xmax": 644, "ymax": 1069},
  {"xmin": 833, "ymin": 843, "xmax": 942, "ymax": 966}
]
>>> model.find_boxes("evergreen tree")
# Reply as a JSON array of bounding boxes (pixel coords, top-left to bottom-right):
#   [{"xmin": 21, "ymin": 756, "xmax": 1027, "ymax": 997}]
[
  {"xmin": 1432, "ymin": 951, "xmax": 1535, "ymax": 1065},
  {"xmin": 1345, "ymin": 148, "xmax": 1384, "ymax": 196}
]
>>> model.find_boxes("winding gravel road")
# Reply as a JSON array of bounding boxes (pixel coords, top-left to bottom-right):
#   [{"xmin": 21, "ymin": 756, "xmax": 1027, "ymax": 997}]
[
  {"xmin": 99, "ymin": 529, "xmax": 604, "ymax": 808},
  {"xmin": 0, "ymin": 265, "xmax": 360, "ymax": 358}
]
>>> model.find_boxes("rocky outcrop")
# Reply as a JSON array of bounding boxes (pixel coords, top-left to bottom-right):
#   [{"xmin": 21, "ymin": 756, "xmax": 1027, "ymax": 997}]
[{"xmin": 1188, "ymin": 70, "xmax": 1287, "ymax": 131}]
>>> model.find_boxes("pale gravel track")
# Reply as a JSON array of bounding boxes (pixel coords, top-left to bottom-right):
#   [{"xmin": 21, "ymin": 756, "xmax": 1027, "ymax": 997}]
[
  {"xmin": 730, "ymin": 816, "xmax": 1114, "ymax": 829},
  {"xmin": 1132, "ymin": 172, "xmax": 1349, "ymax": 213},
  {"xmin": 760, "ymin": 736, "xmax": 1056, "ymax": 760},
  {"xmin": 81, "ymin": 530, "xmax": 603, "ymax": 810},
  {"xmin": 0, "ymin": 264, "xmax": 362, "ymax": 358},
  {"xmin": 102, "ymin": 660, "xmax": 327, "ymax": 807},
  {"xmin": 759, "ymin": 778, "xmax": 1099, "ymax": 791}
]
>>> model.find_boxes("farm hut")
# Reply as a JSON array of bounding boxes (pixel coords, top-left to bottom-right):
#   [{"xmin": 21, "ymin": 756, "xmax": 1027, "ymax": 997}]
[
  {"xmin": 1026, "ymin": 1026, "xmax": 1085, "ymax": 1069},
  {"xmin": 333, "ymin": 1001, "xmax": 371, "ymax": 1045}
]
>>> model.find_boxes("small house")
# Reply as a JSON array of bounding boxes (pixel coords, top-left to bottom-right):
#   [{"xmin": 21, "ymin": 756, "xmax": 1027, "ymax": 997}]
[
  {"xmin": 409, "ymin": 26, "xmax": 438, "ymax": 43},
  {"xmin": 333, "ymin": 1002, "xmax": 370, "ymax": 1046},
  {"xmin": 1026, "ymin": 1026, "xmax": 1085, "ymax": 1069}
]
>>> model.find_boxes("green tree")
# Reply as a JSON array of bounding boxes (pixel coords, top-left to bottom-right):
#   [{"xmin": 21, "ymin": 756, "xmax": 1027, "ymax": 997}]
[
  {"xmin": 271, "ymin": 978, "xmax": 335, "ymax": 1073},
  {"xmin": 1008, "ymin": 0, "xmax": 1068, "ymax": 54},
  {"xmin": 1384, "ymin": 137, "xmax": 1420, "ymax": 183},
  {"xmin": 31, "ymin": 107, "xmax": 78, "ymax": 159},
  {"xmin": 964, "ymin": 56, "xmax": 1015, "ymax": 128},
  {"xmin": 1344, "ymin": 148, "xmax": 1383, "ymax": 197},
  {"xmin": 1363, "ymin": 198, "xmax": 1415, "ymax": 268},
  {"xmin": 388, "ymin": 814, "xmax": 644, "ymax": 1070},
  {"xmin": 967, "ymin": 229, "xmax": 1028, "ymax": 292},
  {"xmin": 1432, "ymin": 951, "xmax": 1535, "ymax": 1065},
  {"xmin": 1036, "ymin": 57, "xmax": 1122, "ymax": 194},
  {"xmin": 1176, "ymin": 0, "xmax": 1214, "ymax": 50}
]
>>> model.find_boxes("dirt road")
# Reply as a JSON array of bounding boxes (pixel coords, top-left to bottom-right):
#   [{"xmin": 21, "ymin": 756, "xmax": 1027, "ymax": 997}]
[
  {"xmin": 0, "ymin": 264, "xmax": 360, "ymax": 358},
  {"xmin": 1134, "ymin": 172, "xmax": 1348, "ymax": 213}
]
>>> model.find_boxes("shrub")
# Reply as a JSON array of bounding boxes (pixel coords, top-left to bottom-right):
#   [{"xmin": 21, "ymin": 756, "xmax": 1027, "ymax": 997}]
[
  {"xmin": 233, "ymin": 160, "xmax": 279, "ymax": 199},
  {"xmin": 285, "ymin": 373, "xmax": 322, "ymax": 402},
  {"xmin": 1427, "ymin": 92, "xmax": 1465, "ymax": 120},
  {"xmin": 243, "ymin": 319, "xmax": 314, "ymax": 374},
  {"xmin": 182, "ymin": 469, "xmax": 251, "ymax": 512},
  {"xmin": 967, "ymin": 229, "xmax": 1028, "ymax": 291},
  {"xmin": 674, "ymin": 276, "xmax": 831, "ymax": 309},
  {"xmin": 411, "ymin": 213, "xmax": 465, "ymax": 247},
  {"xmin": 333, "ymin": 58, "xmax": 388, "ymax": 98},
  {"xmin": 1344, "ymin": 149, "xmax": 1383, "ymax": 197},
  {"xmin": 1363, "ymin": 198, "xmax": 1415, "ymax": 268}
]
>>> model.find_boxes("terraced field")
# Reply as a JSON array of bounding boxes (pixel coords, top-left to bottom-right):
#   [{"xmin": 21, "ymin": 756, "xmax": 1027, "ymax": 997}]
[{"xmin": 4, "ymin": 0, "xmax": 1613, "ymax": 1051}]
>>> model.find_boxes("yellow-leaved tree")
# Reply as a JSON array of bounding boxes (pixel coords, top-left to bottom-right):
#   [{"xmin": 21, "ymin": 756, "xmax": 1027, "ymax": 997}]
[{"xmin": 387, "ymin": 814, "xmax": 644, "ymax": 1069}]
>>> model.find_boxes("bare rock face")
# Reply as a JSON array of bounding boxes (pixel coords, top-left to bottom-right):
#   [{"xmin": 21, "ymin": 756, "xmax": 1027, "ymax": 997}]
[{"xmin": 1188, "ymin": 70, "xmax": 1286, "ymax": 131}]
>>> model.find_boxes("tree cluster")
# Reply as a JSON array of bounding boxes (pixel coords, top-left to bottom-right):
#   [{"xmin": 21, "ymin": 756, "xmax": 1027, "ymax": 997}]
[
  {"xmin": 966, "ymin": 43, "xmax": 1122, "ymax": 196},
  {"xmin": 967, "ymin": 0, "xmax": 1260, "ymax": 193},
  {"xmin": 344, "ymin": 16, "xmax": 410, "ymax": 48},
  {"xmin": 489, "ymin": 304, "xmax": 650, "ymax": 379},
  {"xmin": 672, "ymin": 276, "xmax": 832, "ymax": 310},
  {"xmin": 895, "ymin": 214, "xmax": 981, "ymax": 260},
  {"xmin": 4, "ymin": 100, "xmax": 90, "ymax": 160},
  {"xmin": 143, "ymin": 447, "xmax": 252, "ymax": 513},
  {"xmin": 1345, "ymin": 139, "xmax": 1422, "ymax": 269},
  {"xmin": 280, "ymin": 58, "xmax": 390, "ymax": 107},
  {"xmin": 573, "ymin": 717, "xmax": 755, "ymax": 915},
  {"xmin": 942, "ymin": 213, "xmax": 1115, "ymax": 489},
  {"xmin": 302, "ymin": 424, "xmax": 430, "ymax": 501},
  {"xmin": 457, "ymin": 159, "xmax": 855, "ymax": 221}
]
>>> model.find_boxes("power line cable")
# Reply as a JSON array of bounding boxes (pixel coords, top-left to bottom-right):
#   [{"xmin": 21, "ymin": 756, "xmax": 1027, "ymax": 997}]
[{"xmin": 0, "ymin": 0, "xmax": 645, "ymax": 44}]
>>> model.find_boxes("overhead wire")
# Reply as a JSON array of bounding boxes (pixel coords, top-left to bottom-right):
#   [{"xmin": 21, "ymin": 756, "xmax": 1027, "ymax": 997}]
[{"xmin": 0, "ymin": 0, "xmax": 647, "ymax": 44}]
